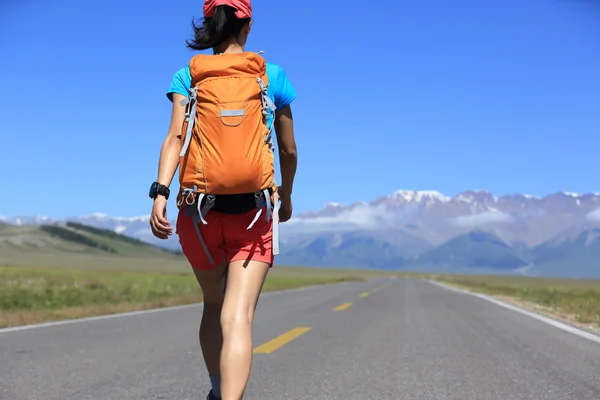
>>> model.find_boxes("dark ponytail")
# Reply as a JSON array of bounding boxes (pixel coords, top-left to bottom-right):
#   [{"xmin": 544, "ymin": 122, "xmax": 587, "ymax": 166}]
[{"xmin": 186, "ymin": 5, "xmax": 251, "ymax": 51}]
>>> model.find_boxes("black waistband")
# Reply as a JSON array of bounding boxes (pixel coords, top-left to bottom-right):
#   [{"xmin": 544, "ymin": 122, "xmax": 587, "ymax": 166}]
[{"xmin": 199, "ymin": 189, "xmax": 273, "ymax": 215}]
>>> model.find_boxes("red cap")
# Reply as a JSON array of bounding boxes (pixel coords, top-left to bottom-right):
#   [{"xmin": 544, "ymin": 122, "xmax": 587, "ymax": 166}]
[{"xmin": 204, "ymin": 0, "xmax": 252, "ymax": 19}]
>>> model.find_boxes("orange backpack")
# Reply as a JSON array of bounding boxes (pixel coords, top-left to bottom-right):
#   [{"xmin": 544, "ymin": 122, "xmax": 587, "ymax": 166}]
[{"xmin": 176, "ymin": 52, "xmax": 279, "ymax": 264}]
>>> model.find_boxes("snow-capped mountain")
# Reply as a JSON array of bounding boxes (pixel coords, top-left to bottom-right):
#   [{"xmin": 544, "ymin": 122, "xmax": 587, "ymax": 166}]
[
  {"xmin": 280, "ymin": 190, "xmax": 600, "ymax": 247},
  {"xmin": 3, "ymin": 189, "xmax": 600, "ymax": 276}
]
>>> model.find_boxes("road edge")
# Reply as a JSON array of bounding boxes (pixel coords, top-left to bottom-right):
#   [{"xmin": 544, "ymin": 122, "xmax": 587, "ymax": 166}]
[{"xmin": 427, "ymin": 279, "xmax": 600, "ymax": 345}]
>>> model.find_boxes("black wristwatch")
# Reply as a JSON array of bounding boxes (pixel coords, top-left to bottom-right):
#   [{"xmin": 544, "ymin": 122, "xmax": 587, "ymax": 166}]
[{"xmin": 149, "ymin": 182, "xmax": 170, "ymax": 200}]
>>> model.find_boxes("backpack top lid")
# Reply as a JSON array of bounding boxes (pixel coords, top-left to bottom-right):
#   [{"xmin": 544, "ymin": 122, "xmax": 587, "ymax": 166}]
[{"xmin": 189, "ymin": 52, "xmax": 267, "ymax": 87}]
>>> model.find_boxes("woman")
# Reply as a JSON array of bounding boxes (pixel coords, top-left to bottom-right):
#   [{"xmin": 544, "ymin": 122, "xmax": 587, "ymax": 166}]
[{"xmin": 148, "ymin": 1, "xmax": 298, "ymax": 399}]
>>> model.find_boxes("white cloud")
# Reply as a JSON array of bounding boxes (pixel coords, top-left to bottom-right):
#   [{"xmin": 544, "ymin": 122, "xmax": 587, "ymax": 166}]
[
  {"xmin": 586, "ymin": 208, "xmax": 600, "ymax": 222},
  {"xmin": 283, "ymin": 206, "xmax": 518, "ymax": 235},
  {"xmin": 80, "ymin": 213, "xmax": 150, "ymax": 223},
  {"xmin": 450, "ymin": 211, "xmax": 514, "ymax": 228},
  {"xmin": 283, "ymin": 204, "xmax": 391, "ymax": 234}
]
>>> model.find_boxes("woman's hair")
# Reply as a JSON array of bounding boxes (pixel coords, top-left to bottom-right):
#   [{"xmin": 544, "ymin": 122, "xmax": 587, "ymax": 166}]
[{"xmin": 186, "ymin": 5, "xmax": 251, "ymax": 51}]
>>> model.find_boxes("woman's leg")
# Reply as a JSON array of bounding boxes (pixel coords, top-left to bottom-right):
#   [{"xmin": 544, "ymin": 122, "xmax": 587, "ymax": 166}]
[
  {"xmin": 176, "ymin": 207, "xmax": 230, "ymax": 399},
  {"xmin": 191, "ymin": 262, "xmax": 227, "ymax": 396},
  {"xmin": 219, "ymin": 259, "xmax": 270, "ymax": 400}
]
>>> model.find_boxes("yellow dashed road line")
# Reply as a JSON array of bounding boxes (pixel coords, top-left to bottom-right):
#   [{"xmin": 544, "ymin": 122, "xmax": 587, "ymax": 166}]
[
  {"xmin": 254, "ymin": 283, "xmax": 396, "ymax": 355},
  {"xmin": 333, "ymin": 302, "xmax": 353, "ymax": 311},
  {"xmin": 253, "ymin": 327, "xmax": 313, "ymax": 354}
]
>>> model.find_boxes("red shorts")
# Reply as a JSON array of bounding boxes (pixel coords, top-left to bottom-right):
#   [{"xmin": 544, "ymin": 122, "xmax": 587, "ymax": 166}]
[{"xmin": 175, "ymin": 206, "xmax": 274, "ymax": 270}]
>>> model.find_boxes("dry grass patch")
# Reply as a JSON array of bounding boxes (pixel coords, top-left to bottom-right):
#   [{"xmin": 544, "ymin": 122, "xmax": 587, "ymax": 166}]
[
  {"xmin": 0, "ymin": 266, "xmax": 362, "ymax": 328},
  {"xmin": 428, "ymin": 274, "xmax": 600, "ymax": 329}
]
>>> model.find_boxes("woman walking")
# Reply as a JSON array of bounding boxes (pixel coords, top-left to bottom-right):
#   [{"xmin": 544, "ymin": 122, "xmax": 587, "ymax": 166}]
[{"xmin": 148, "ymin": 1, "xmax": 298, "ymax": 399}]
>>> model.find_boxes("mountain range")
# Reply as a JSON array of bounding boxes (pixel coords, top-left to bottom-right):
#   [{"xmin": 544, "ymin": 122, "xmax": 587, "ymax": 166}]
[{"xmin": 2, "ymin": 189, "xmax": 600, "ymax": 278}]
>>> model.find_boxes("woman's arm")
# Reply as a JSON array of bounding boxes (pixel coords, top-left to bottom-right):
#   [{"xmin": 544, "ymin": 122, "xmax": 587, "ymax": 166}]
[
  {"xmin": 150, "ymin": 93, "xmax": 186, "ymax": 239},
  {"xmin": 274, "ymin": 104, "xmax": 297, "ymax": 222},
  {"xmin": 157, "ymin": 93, "xmax": 186, "ymax": 187}
]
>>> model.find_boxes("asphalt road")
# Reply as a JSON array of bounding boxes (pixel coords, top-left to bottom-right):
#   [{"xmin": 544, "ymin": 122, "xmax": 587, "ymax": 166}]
[{"xmin": 2, "ymin": 278, "xmax": 600, "ymax": 400}]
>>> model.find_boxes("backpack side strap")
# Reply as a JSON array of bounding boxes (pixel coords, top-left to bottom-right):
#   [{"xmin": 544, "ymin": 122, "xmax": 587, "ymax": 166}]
[
  {"xmin": 272, "ymin": 190, "xmax": 280, "ymax": 255},
  {"xmin": 179, "ymin": 87, "xmax": 199, "ymax": 157}
]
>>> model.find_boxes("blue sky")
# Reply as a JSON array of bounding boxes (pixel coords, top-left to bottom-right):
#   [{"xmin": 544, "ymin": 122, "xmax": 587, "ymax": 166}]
[{"xmin": 1, "ymin": 0, "xmax": 599, "ymax": 219}]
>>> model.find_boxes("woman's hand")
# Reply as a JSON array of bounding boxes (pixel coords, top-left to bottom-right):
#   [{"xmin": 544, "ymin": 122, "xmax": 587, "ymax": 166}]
[
  {"xmin": 150, "ymin": 196, "xmax": 172, "ymax": 239},
  {"xmin": 278, "ymin": 187, "xmax": 293, "ymax": 223}
]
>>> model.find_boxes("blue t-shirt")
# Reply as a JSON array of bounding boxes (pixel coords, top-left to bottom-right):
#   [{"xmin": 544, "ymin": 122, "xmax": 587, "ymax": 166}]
[{"xmin": 167, "ymin": 61, "xmax": 296, "ymax": 129}]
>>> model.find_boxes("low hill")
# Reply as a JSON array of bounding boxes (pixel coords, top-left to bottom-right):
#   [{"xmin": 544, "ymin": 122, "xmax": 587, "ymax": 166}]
[
  {"xmin": 531, "ymin": 228, "xmax": 600, "ymax": 278},
  {"xmin": 276, "ymin": 229, "xmax": 432, "ymax": 270},
  {"xmin": 0, "ymin": 222, "xmax": 183, "ymax": 261},
  {"xmin": 408, "ymin": 230, "xmax": 529, "ymax": 271}
]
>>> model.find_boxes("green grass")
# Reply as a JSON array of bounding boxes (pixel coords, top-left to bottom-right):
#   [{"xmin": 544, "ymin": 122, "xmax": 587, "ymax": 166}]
[
  {"xmin": 428, "ymin": 274, "xmax": 600, "ymax": 327},
  {"xmin": 0, "ymin": 265, "xmax": 366, "ymax": 328}
]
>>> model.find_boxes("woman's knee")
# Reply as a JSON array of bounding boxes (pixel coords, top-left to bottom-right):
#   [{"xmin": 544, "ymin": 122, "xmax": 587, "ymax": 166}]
[
  {"xmin": 203, "ymin": 298, "xmax": 223, "ymax": 317},
  {"xmin": 202, "ymin": 287, "xmax": 225, "ymax": 306},
  {"xmin": 219, "ymin": 260, "xmax": 269, "ymax": 332},
  {"xmin": 220, "ymin": 303, "xmax": 254, "ymax": 332}
]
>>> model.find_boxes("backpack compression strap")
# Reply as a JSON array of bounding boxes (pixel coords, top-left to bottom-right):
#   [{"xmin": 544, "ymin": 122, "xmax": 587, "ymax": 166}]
[{"xmin": 179, "ymin": 87, "xmax": 198, "ymax": 157}]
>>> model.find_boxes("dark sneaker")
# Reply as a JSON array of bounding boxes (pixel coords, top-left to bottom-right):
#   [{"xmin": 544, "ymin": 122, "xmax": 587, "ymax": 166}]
[{"xmin": 206, "ymin": 390, "xmax": 221, "ymax": 400}]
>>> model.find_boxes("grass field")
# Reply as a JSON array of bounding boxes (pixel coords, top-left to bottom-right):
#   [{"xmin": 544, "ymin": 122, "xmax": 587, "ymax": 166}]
[
  {"xmin": 428, "ymin": 274, "xmax": 600, "ymax": 328},
  {"xmin": 5, "ymin": 222, "xmax": 599, "ymax": 331},
  {"xmin": 0, "ymin": 224, "xmax": 404, "ymax": 329},
  {"xmin": 4, "ymin": 227, "xmax": 600, "ymax": 333},
  {"xmin": 0, "ymin": 264, "xmax": 381, "ymax": 328}
]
